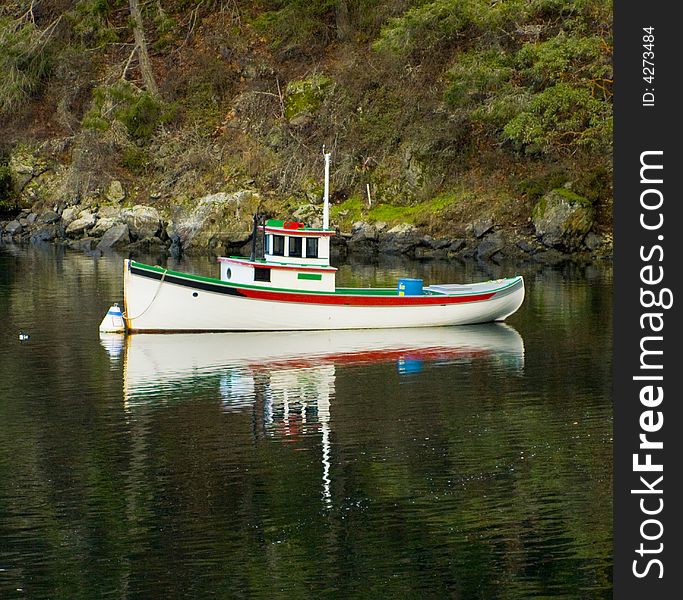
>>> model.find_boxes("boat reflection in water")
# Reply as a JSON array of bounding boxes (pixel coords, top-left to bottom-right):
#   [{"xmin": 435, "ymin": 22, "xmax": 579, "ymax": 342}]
[{"xmin": 103, "ymin": 324, "xmax": 524, "ymax": 505}]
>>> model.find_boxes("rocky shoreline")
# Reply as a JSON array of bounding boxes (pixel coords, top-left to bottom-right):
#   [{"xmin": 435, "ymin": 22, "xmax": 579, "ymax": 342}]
[
  {"xmin": 0, "ymin": 191, "xmax": 612, "ymax": 265},
  {"xmin": 1, "ymin": 186, "xmax": 611, "ymax": 266}
]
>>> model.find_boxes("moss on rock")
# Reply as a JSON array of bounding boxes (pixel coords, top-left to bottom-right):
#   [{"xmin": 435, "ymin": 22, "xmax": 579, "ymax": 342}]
[{"xmin": 284, "ymin": 74, "xmax": 332, "ymax": 121}]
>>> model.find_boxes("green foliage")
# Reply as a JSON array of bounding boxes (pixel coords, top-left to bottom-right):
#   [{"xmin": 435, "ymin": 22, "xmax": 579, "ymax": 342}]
[
  {"xmin": 121, "ymin": 146, "xmax": 150, "ymax": 175},
  {"xmin": 0, "ymin": 16, "xmax": 56, "ymax": 116},
  {"xmin": 374, "ymin": 0, "xmax": 471, "ymax": 57},
  {"xmin": 517, "ymin": 171, "xmax": 569, "ymax": 203},
  {"xmin": 552, "ymin": 186, "xmax": 592, "ymax": 206},
  {"xmin": 83, "ymin": 82, "xmax": 176, "ymax": 141},
  {"xmin": 435, "ymin": 0, "xmax": 612, "ymax": 157},
  {"xmin": 331, "ymin": 191, "xmax": 459, "ymax": 229},
  {"xmin": 516, "ymin": 34, "xmax": 611, "ymax": 92},
  {"xmin": 572, "ymin": 166, "xmax": 612, "ymax": 203},
  {"xmin": 351, "ymin": 87, "xmax": 404, "ymax": 152},
  {"xmin": 71, "ymin": 0, "xmax": 123, "ymax": 46},
  {"xmin": 253, "ymin": 0, "xmax": 336, "ymax": 52},
  {"xmin": 284, "ymin": 74, "xmax": 332, "ymax": 120},
  {"xmin": 503, "ymin": 83, "xmax": 611, "ymax": 153},
  {"xmin": 118, "ymin": 92, "xmax": 174, "ymax": 140},
  {"xmin": 444, "ymin": 50, "xmax": 514, "ymax": 109},
  {"xmin": 374, "ymin": 0, "xmax": 526, "ymax": 58},
  {"xmin": 0, "ymin": 159, "xmax": 15, "ymax": 212}
]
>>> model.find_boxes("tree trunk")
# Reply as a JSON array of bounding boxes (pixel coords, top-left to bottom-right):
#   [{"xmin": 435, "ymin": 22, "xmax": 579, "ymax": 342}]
[
  {"xmin": 129, "ymin": 0, "xmax": 160, "ymax": 98},
  {"xmin": 335, "ymin": 0, "xmax": 352, "ymax": 42}
]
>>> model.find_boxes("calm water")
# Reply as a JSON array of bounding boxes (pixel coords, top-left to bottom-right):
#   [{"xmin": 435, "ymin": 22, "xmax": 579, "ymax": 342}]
[{"xmin": 0, "ymin": 244, "xmax": 612, "ymax": 599}]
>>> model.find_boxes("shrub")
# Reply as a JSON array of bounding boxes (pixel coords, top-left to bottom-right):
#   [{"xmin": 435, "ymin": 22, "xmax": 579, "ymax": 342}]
[
  {"xmin": 121, "ymin": 146, "xmax": 150, "ymax": 175},
  {"xmin": 0, "ymin": 16, "xmax": 56, "ymax": 116},
  {"xmin": 82, "ymin": 82, "xmax": 176, "ymax": 141},
  {"xmin": 445, "ymin": 50, "xmax": 514, "ymax": 109},
  {"xmin": 253, "ymin": 1, "xmax": 336, "ymax": 54},
  {"xmin": 503, "ymin": 83, "xmax": 611, "ymax": 154},
  {"xmin": 0, "ymin": 160, "xmax": 15, "ymax": 213}
]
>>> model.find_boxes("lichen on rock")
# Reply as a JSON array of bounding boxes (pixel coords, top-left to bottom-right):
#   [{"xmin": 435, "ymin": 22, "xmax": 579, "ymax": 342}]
[{"xmin": 532, "ymin": 188, "xmax": 594, "ymax": 251}]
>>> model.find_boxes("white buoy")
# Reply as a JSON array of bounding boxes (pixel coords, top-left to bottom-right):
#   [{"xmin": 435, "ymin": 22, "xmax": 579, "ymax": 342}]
[
  {"xmin": 18, "ymin": 332, "xmax": 30, "ymax": 341},
  {"xmin": 99, "ymin": 303, "xmax": 126, "ymax": 333}
]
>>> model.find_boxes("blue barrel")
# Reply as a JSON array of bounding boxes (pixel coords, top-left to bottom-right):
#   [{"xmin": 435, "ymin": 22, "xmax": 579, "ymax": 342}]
[{"xmin": 397, "ymin": 278, "xmax": 423, "ymax": 296}]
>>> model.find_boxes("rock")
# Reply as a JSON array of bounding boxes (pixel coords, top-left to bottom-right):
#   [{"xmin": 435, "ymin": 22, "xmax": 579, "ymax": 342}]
[
  {"xmin": 98, "ymin": 205, "xmax": 124, "ymax": 219},
  {"xmin": 5, "ymin": 220, "xmax": 22, "ymax": 236},
  {"xmin": 66, "ymin": 212, "xmax": 97, "ymax": 236},
  {"xmin": 449, "ymin": 239, "xmax": 466, "ymax": 253},
  {"xmin": 347, "ymin": 221, "xmax": 379, "ymax": 254},
  {"xmin": 350, "ymin": 221, "xmax": 378, "ymax": 242},
  {"xmin": 96, "ymin": 224, "xmax": 130, "ymax": 250},
  {"xmin": 379, "ymin": 223, "xmax": 422, "ymax": 255},
  {"xmin": 532, "ymin": 188, "xmax": 594, "ymax": 251},
  {"xmin": 292, "ymin": 204, "xmax": 322, "ymax": 228},
  {"xmin": 19, "ymin": 218, "xmax": 29, "ymax": 227},
  {"xmin": 425, "ymin": 237, "xmax": 451, "ymax": 250},
  {"xmin": 469, "ymin": 218, "xmax": 494, "ymax": 239},
  {"xmin": 171, "ymin": 191, "xmax": 260, "ymax": 249},
  {"xmin": 123, "ymin": 205, "xmax": 162, "ymax": 240},
  {"xmin": 476, "ymin": 231, "xmax": 505, "ymax": 261},
  {"xmin": 90, "ymin": 217, "xmax": 118, "ymax": 237},
  {"xmin": 289, "ymin": 113, "xmax": 313, "ymax": 128},
  {"xmin": 27, "ymin": 213, "xmax": 38, "ymax": 225},
  {"xmin": 61, "ymin": 207, "xmax": 80, "ymax": 225},
  {"xmin": 30, "ymin": 225, "xmax": 58, "ymax": 242},
  {"xmin": 106, "ymin": 180, "xmax": 126, "ymax": 203},
  {"xmin": 8, "ymin": 151, "xmax": 47, "ymax": 195},
  {"xmin": 515, "ymin": 239, "xmax": 537, "ymax": 254},
  {"xmin": 584, "ymin": 232, "xmax": 603, "ymax": 251}
]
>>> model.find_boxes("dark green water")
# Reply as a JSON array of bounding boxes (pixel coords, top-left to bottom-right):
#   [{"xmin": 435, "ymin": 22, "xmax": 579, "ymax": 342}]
[{"xmin": 0, "ymin": 244, "xmax": 612, "ymax": 599}]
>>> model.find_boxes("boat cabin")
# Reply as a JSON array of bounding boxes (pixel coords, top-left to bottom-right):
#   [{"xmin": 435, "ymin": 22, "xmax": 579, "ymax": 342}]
[{"xmin": 218, "ymin": 219, "xmax": 337, "ymax": 292}]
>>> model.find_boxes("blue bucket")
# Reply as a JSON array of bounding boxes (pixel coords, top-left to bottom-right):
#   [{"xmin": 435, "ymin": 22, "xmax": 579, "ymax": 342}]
[{"xmin": 397, "ymin": 278, "xmax": 423, "ymax": 296}]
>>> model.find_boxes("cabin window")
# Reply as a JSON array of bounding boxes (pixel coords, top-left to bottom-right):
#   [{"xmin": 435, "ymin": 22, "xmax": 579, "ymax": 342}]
[
  {"xmin": 288, "ymin": 236, "xmax": 303, "ymax": 258},
  {"xmin": 306, "ymin": 237, "xmax": 319, "ymax": 258},
  {"xmin": 272, "ymin": 235, "xmax": 285, "ymax": 256},
  {"xmin": 254, "ymin": 267, "xmax": 270, "ymax": 282}
]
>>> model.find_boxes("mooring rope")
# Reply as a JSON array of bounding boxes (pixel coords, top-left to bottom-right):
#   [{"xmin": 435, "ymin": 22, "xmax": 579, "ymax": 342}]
[{"xmin": 123, "ymin": 267, "xmax": 168, "ymax": 321}]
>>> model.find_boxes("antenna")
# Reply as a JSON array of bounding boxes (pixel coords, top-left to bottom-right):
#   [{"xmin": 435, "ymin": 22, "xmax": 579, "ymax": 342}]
[{"xmin": 322, "ymin": 146, "xmax": 331, "ymax": 230}]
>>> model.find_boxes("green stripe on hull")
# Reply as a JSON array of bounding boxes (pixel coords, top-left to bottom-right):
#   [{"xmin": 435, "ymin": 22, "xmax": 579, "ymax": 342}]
[
  {"xmin": 297, "ymin": 273, "xmax": 322, "ymax": 281},
  {"xmin": 129, "ymin": 261, "xmax": 521, "ymax": 298}
]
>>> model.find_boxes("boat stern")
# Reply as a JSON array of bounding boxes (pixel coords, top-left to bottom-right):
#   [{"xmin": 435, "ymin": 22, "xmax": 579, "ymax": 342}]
[{"xmin": 493, "ymin": 275, "xmax": 525, "ymax": 321}]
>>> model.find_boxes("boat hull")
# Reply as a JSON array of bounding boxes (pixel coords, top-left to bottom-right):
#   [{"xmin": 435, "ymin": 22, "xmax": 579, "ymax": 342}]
[{"xmin": 123, "ymin": 260, "xmax": 525, "ymax": 332}]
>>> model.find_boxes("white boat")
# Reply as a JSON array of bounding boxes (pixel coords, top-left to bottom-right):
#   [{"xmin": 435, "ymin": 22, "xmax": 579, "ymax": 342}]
[{"xmin": 122, "ymin": 153, "xmax": 524, "ymax": 332}]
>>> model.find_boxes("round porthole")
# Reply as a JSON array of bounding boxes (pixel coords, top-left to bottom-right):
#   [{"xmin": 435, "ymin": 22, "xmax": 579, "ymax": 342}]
[
  {"xmin": 192, "ymin": 292, "xmax": 199, "ymax": 298},
  {"xmin": 226, "ymin": 268, "xmax": 232, "ymax": 280}
]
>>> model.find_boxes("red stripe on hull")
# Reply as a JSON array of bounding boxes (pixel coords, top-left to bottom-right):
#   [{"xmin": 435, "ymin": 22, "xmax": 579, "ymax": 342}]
[{"xmin": 239, "ymin": 288, "xmax": 496, "ymax": 306}]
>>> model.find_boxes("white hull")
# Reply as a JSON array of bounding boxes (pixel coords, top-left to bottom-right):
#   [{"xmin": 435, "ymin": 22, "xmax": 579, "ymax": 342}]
[{"xmin": 123, "ymin": 261, "xmax": 525, "ymax": 332}]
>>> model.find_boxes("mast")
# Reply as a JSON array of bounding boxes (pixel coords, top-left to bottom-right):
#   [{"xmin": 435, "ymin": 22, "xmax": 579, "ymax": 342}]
[{"xmin": 323, "ymin": 147, "xmax": 331, "ymax": 230}]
